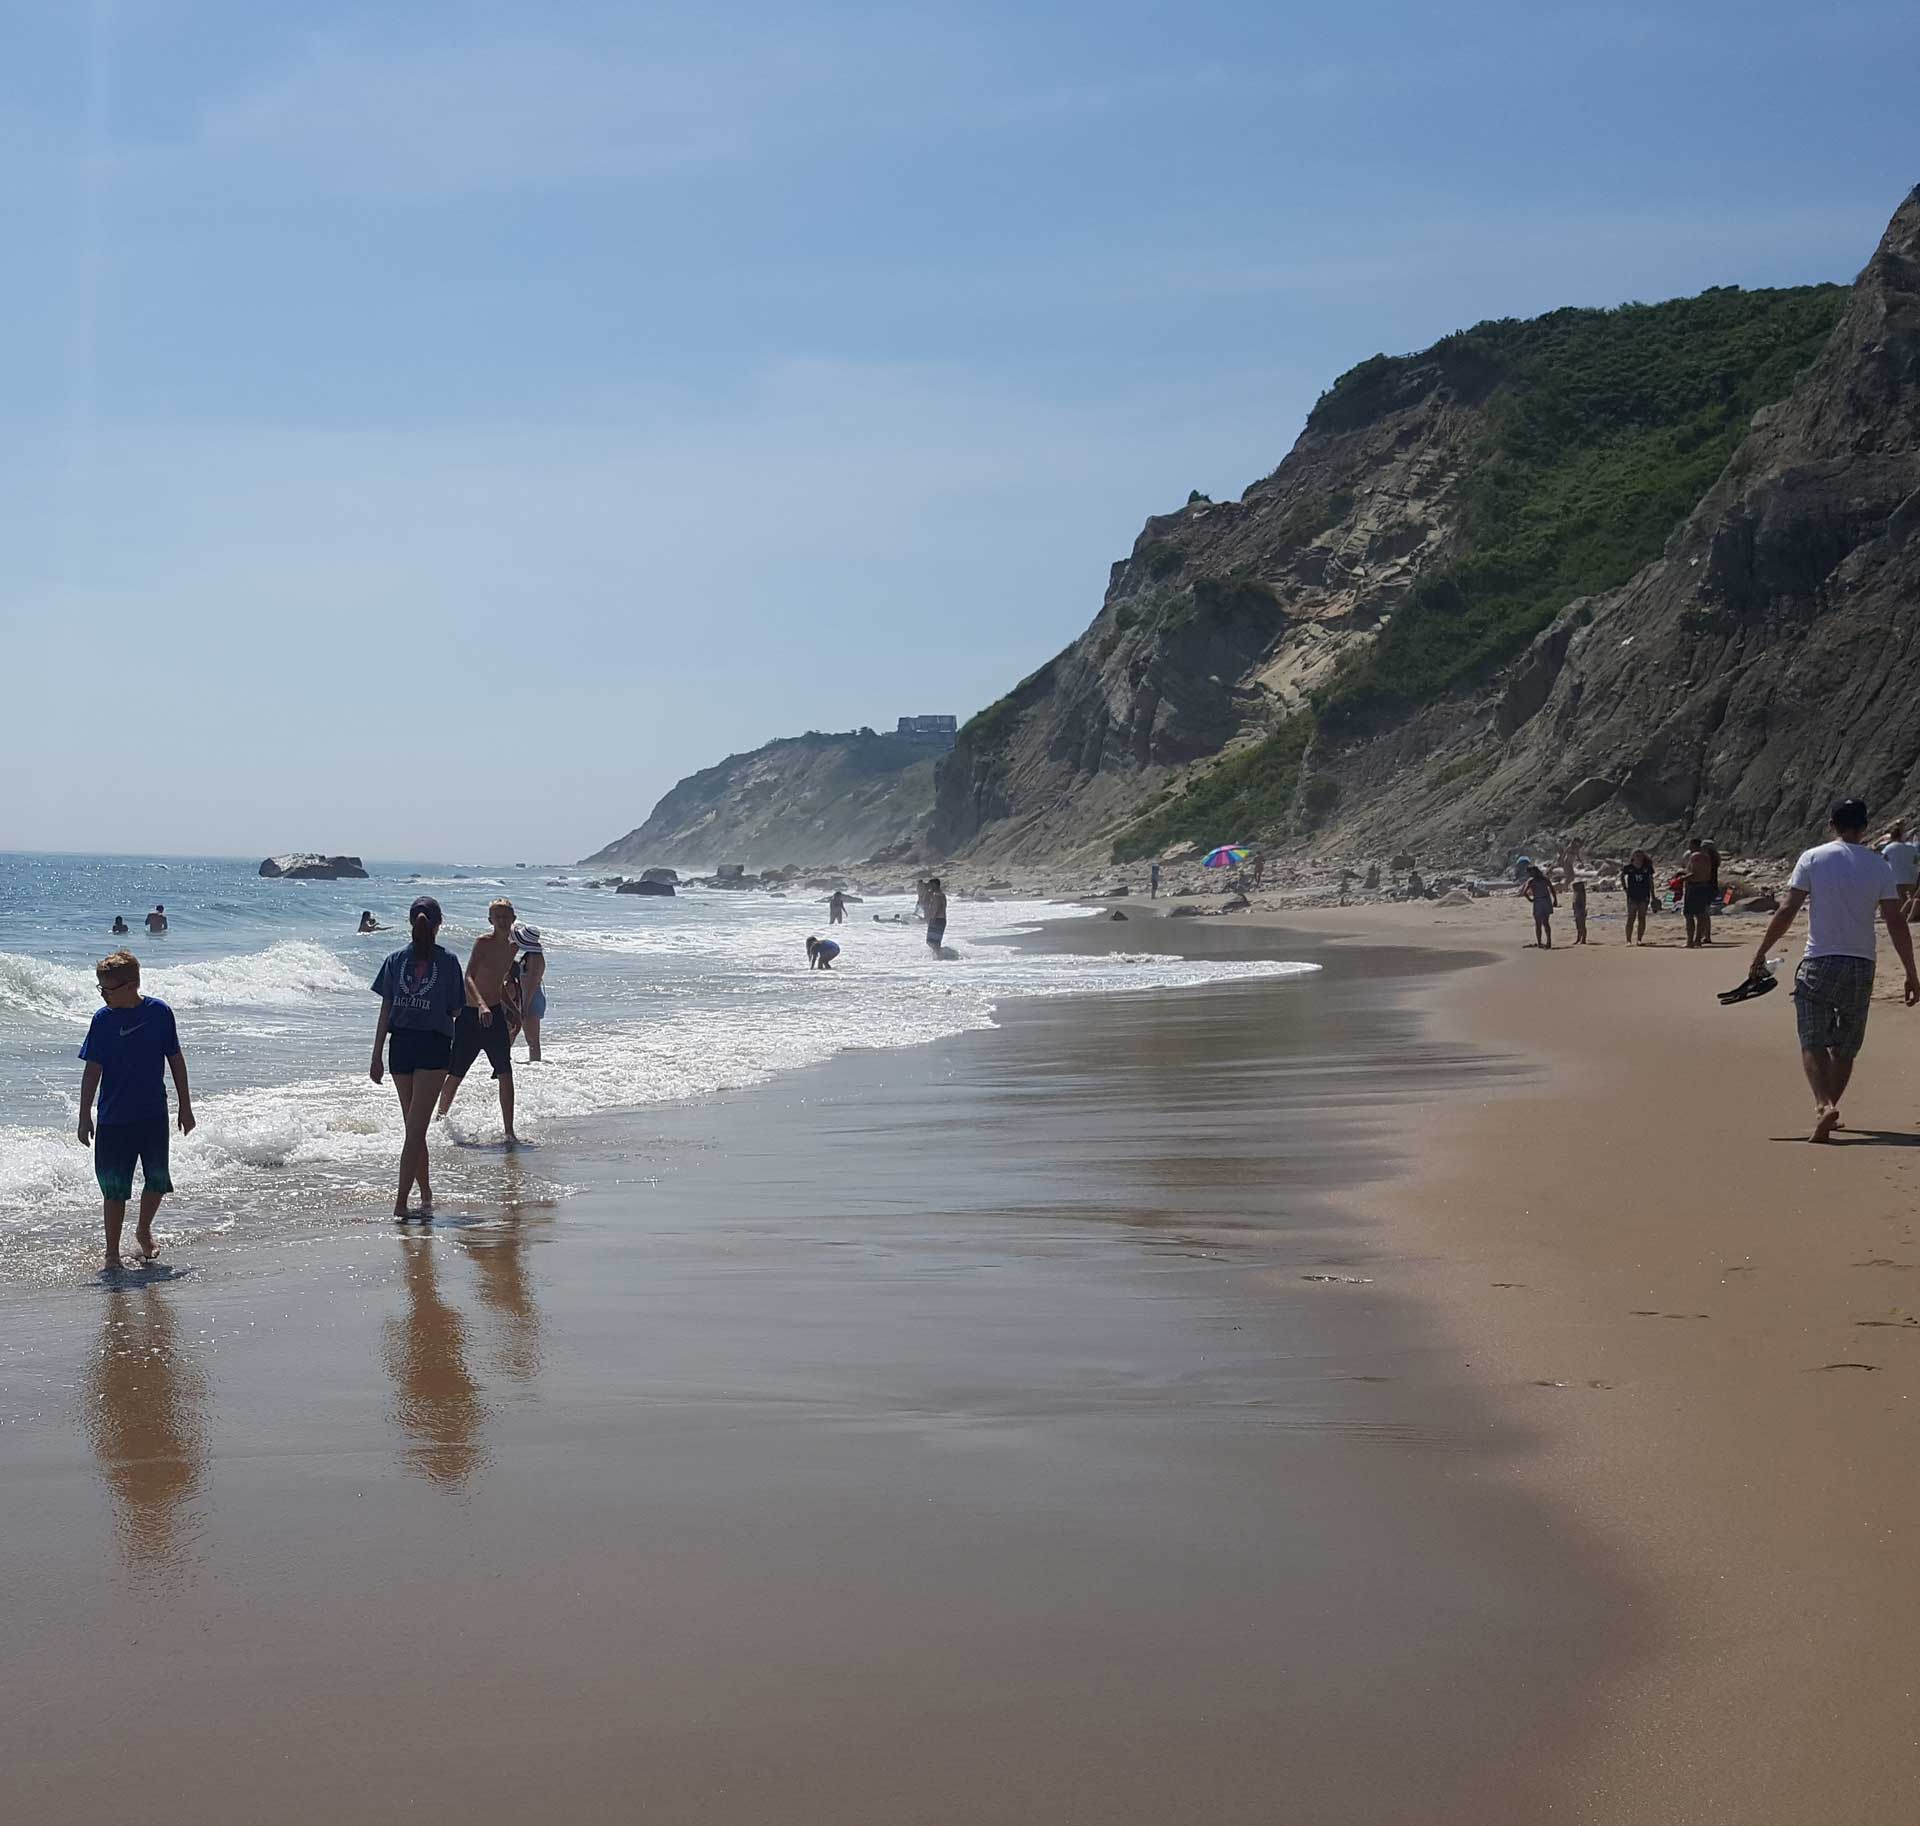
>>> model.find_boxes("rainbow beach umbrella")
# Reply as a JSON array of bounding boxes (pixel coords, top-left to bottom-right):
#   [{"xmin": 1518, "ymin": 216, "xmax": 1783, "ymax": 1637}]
[{"xmin": 1202, "ymin": 845, "xmax": 1252, "ymax": 869}]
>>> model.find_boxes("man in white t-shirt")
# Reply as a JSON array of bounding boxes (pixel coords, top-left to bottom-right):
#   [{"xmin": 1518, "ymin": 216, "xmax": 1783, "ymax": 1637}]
[
  {"xmin": 1749, "ymin": 798, "xmax": 1920, "ymax": 1142},
  {"xmin": 1879, "ymin": 820, "xmax": 1919, "ymax": 919}
]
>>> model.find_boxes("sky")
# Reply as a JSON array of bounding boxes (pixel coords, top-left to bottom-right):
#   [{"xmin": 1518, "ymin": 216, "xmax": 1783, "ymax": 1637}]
[{"xmin": 2, "ymin": 1, "xmax": 1914, "ymax": 862}]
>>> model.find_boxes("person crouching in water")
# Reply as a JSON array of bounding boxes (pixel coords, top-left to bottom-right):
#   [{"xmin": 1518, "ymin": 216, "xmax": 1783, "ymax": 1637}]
[
  {"xmin": 435, "ymin": 898, "xmax": 520, "ymax": 1142},
  {"xmin": 806, "ymin": 935, "xmax": 840, "ymax": 970},
  {"xmin": 369, "ymin": 896, "xmax": 466, "ymax": 1220},
  {"xmin": 1520, "ymin": 865, "xmax": 1558, "ymax": 947},
  {"xmin": 77, "ymin": 950, "xmax": 195, "ymax": 1270}
]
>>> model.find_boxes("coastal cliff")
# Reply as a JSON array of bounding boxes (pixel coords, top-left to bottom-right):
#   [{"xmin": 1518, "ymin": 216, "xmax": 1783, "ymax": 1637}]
[
  {"xmin": 928, "ymin": 252, "xmax": 1862, "ymax": 864},
  {"xmin": 582, "ymin": 729, "xmax": 939, "ymax": 870}
]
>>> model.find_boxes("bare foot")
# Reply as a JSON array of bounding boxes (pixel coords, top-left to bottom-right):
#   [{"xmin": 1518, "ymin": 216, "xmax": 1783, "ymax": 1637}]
[
  {"xmin": 103, "ymin": 1253, "xmax": 123, "ymax": 1272},
  {"xmin": 1811, "ymin": 1107, "xmax": 1841, "ymax": 1144},
  {"xmin": 135, "ymin": 1232, "xmax": 160, "ymax": 1261}
]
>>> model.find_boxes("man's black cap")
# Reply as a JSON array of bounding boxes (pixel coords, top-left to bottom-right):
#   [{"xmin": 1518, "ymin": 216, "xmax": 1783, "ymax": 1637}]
[
  {"xmin": 1832, "ymin": 798, "xmax": 1869, "ymax": 830},
  {"xmin": 409, "ymin": 895, "xmax": 444, "ymax": 923}
]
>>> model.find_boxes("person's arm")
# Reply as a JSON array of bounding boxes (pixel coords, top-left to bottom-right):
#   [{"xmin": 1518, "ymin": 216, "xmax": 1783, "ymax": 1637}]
[
  {"xmin": 465, "ymin": 941, "xmax": 491, "ymax": 1023},
  {"xmin": 1748, "ymin": 888, "xmax": 1807, "ymax": 975},
  {"xmin": 168, "ymin": 1048, "xmax": 195, "ymax": 1134},
  {"xmin": 77, "ymin": 1060, "xmax": 102, "ymax": 1146},
  {"xmin": 1881, "ymin": 898, "xmax": 1920, "ymax": 1005},
  {"xmin": 370, "ymin": 997, "xmax": 393, "ymax": 1082}
]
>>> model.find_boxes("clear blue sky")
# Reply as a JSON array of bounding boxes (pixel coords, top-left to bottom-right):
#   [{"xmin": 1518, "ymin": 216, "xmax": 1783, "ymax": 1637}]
[{"xmin": 4, "ymin": 1, "xmax": 1913, "ymax": 860}]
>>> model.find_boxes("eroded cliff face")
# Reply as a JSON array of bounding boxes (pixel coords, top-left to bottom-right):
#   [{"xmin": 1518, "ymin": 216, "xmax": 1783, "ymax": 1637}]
[
  {"xmin": 582, "ymin": 732, "xmax": 939, "ymax": 870},
  {"xmin": 929, "ymin": 358, "xmax": 1491, "ymax": 860},
  {"xmin": 1328, "ymin": 185, "xmax": 1920, "ymax": 860},
  {"xmin": 929, "ymin": 251, "xmax": 1861, "ymax": 866}
]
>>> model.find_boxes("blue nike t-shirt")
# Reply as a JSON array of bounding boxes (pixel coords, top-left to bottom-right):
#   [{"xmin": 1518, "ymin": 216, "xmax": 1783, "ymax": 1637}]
[
  {"xmin": 79, "ymin": 995, "xmax": 181, "ymax": 1127},
  {"xmin": 371, "ymin": 945, "xmax": 467, "ymax": 1034}
]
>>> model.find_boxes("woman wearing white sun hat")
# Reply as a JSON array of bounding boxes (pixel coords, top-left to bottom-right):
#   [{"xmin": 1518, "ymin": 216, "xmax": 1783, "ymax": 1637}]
[{"xmin": 510, "ymin": 922, "xmax": 547, "ymax": 1062}]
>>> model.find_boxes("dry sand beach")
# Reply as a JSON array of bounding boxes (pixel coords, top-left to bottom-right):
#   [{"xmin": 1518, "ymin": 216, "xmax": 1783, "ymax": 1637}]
[{"xmin": 5, "ymin": 896, "xmax": 1917, "ymax": 1822}]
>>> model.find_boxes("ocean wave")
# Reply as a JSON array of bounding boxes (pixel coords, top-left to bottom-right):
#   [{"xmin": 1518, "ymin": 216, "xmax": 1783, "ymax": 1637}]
[{"xmin": 0, "ymin": 941, "xmax": 364, "ymax": 1020}]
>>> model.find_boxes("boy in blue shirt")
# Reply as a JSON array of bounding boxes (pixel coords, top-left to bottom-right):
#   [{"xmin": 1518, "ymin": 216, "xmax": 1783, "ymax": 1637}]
[{"xmin": 77, "ymin": 949, "xmax": 195, "ymax": 1270}]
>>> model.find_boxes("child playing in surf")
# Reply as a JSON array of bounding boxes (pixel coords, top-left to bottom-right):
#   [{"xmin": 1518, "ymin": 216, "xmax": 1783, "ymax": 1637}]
[
  {"xmin": 76, "ymin": 950, "xmax": 195, "ymax": 1270},
  {"xmin": 806, "ymin": 935, "xmax": 840, "ymax": 970}
]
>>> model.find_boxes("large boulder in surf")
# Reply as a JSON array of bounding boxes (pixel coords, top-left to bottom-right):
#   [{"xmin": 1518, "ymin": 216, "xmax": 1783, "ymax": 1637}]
[
  {"xmin": 640, "ymin": 867, "xmax": 679, "ymax": 885},
  {"xmin": 260, "ymin": 854, "xmax": 369, "ymax": 880},
  {"xmin": 616, "ymin": 878, "xmax": 675, "ymax": 896}
]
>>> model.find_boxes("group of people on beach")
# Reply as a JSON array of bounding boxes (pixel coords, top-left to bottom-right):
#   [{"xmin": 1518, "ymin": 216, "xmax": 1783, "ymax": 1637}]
[
  {"xmin": 1517, "ymin": 823, "xmax": 1920, "ymax": 955},
  {"xmin": 73, "ymin": 874, "xmax": 962, "ymax": 1264},
  {"xmin": 369, "ymin": 896, "xmax": 546, "ymax": 1217}
]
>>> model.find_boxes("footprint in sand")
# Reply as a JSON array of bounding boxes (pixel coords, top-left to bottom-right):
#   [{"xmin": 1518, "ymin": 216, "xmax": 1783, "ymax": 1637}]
[
  {"xmin": 1853, "ymin": 1257, "xmax": 1914, "ymax": 1270},
  {"xmin": 1302, "ymin": 1273, "xmax": 1372, "ymax": 1284},
  {"xmin": 1853, "ymin": 1317, "xmax": 1920, "ymax": 1328},
  {"xmin": 1812, "ymin": 1362, "xmax": 1880, "ymax": 1372},
  {"xmin": 1490, "ymin": 1281, "xmax": 1527, "ymax": 1289}
]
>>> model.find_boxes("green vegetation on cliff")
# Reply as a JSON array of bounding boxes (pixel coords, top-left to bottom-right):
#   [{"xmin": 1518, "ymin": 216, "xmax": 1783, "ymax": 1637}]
[
  {"xmin": 1112, "ymin": 715, "xmax": 1314, "ymax": 861},
  {"xmin": 1313, "ymin": 283, "xmax": 1846, "ymax": 733}
]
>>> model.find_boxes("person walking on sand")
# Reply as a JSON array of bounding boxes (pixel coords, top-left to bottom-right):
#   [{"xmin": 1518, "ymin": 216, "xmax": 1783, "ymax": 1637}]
[
  {"xmin": 510, "ymin": 922, "xmax": 547, "ymax": 1061},
  {"xmin": 1150, "ymin": 862, "xmax": 1161, "ymax": 899},
  {"xmin": 1880, "ymin": 821, "xmax": 1918, "ymax": 920},
  {"xmin": 1571, "ymin": 878, "xmax": 1588, "ymax": 944},
  {"xmin": 369, "ymin": 896, "xmax": 467, "ymax": 1219},
  {"xmin": 1681, "ymin": 837, "xmax": 1715, "ymax": 947},
  {"xmin": 77, "ymin": 950, "xmax": 195, "ymax": 1270},
  {"xmin": 1520, "ymin": 865, "xmax": 1557, "ymax": 947},
  {"xmin": 1620, "ymin": 850, "xmax": 1655, "ymax": 945},
  {"xmin": 1746, "ymin": 798, "xmax": 1920, "ymax": 1143},
  {"xmin": 435, "ymin": 898, "xmax": 520, "ymax": 1141},
  {"xmin": 924, "ymin": 877, "xmax": 948, "ymax": 953}
]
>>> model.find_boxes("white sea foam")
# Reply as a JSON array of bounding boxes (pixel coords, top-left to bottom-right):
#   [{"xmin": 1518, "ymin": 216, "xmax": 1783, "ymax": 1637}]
[
  {"xmin": 0, "ymin": 887, "xmax": 1318, "ymax": 1261},
  {"xmin": 0, "ymin": 942, "xmax": 363, "ymax": 1022}
]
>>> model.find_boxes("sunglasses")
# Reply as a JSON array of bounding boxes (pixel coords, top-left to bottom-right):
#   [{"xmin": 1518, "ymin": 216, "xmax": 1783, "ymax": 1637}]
[{"xmin": 97, "ymin": 979, "xmax": 134, "ymax": 996}]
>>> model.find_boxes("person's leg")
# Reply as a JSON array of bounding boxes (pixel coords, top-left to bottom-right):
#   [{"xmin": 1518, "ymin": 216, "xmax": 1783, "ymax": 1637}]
[
  {"xmin": 1699, "ymin": 910, "xmax": 1712, "ymax": 947},
  {"xmin": 130, "ymin": 1121, "xmax": 172, "ymax": 1260},
  {"xmin": 102, "ymin": 1198, "xmax": 127, "ymax": 1269},
  {"xmin": 95, "ymin": 1125, "xmax": 136, "ymax": 1267},
  {"xmin": 522, "ymin": 1003, "xmax": 542, "ymax": 1062},
  {"xmin": 135, "ymin": 1188, "xmax": 165, "ymax": 1260},
  {"xmin": 392, "ymin": 1073, "xmax": 418, "ymax": 1216},
  {"xmin": 1803, "ymin": 1049, "xmax": 1843, "ymax": 1141},
  {"xmin": 407, "ymin": 1069, "xmax": 446, "ymax": 1209},
  {"xmin": 435, "ymin": 1074, "xmax": 463, "ymax": 1119},
  {"xmin": 498, "ymin": 1072, "xmax": 515, "ymax": 1140},
  {"xmin": 483, "ymin": 1010, "xmax": 516, "ymax": 1141}
]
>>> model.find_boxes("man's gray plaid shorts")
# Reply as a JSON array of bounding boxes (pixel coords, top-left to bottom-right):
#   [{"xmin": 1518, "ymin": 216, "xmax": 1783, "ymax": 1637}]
[{"xmin": 1793, "ymin": 954, "xmax": 1876, "ymax": 1057}]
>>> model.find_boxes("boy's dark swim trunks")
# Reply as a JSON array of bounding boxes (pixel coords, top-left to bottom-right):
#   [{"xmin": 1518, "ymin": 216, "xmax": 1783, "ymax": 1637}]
[
  {"xmin": 94, "ymin": 1117, "xmax": 172, "ymax": 1202},
  {"xmin": 449, "ymin": 1004, "xmax": 514, "ymax": 1080}
]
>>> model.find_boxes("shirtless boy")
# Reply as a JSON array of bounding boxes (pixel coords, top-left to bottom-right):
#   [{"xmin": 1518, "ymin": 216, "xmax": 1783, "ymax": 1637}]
[
  {"xmin": 435, "ymin": 899, "xmax": 520, "ymax": 1140},
  {"xmin": 1682, "ymin": 836, "xmax": 1716, "ymax": 947}
]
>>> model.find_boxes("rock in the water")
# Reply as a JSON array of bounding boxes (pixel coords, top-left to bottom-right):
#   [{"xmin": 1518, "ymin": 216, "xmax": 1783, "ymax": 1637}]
[
  {"xmin": 260, "ymin": 854, "xmax": 368, "ymax": 880},
  {"xmin": 616, "ymin": 878, "xmax": 675, "ymax": 897},
  {"xmin": 640, "ymin": 867, "xmax": 679, "ymax": 885},
  {"xmin": 1108, "ymin": 908, "xmax": 1129, "ymax": 921},
  {"xmin": 1168, "ymin": 904, "xmax": 1204, "ymax": 918}
]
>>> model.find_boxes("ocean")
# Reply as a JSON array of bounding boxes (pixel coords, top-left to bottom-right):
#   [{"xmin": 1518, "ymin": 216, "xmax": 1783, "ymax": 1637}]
[{"xmin": 0, "ymin": 853, "xmax": 1314, "ymax": 1279}]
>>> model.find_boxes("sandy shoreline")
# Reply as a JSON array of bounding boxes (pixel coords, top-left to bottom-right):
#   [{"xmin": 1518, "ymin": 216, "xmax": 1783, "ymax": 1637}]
[{"xmin": 5, "ymin": 898, "xmax": 1914, "ymax": 1820}]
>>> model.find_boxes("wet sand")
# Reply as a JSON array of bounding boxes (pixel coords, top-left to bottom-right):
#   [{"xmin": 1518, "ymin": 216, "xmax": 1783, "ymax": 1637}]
[{"xmin": 1, "ymin": 933, "xmax": 1646, "ymax": 1825}]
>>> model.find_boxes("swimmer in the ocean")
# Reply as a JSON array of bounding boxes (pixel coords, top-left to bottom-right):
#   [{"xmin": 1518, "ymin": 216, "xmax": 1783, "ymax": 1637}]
[
  {"xmin": 111, "ymin": 916, "xmax": 129, "ymax": 935},
  {"xmin": 358, "ymin": 910, "xmax": 382, "ymax": 933},
  {"xmin": 806, "ymin": 935, "xmax": 840, "ymax": 970}
]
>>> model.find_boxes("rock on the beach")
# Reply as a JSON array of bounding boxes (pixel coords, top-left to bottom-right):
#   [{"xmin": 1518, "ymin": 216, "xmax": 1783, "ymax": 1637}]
[
  {"xmin": 259, "ymin": 853, "xmax": 369, "ymax": 880},
  {"xmin": 1109, "ymin": 909, "xmax": 1129, "ymax": 920},
  {"xmin": 1168, "ymin": 904, "xmax": 1204, "ymax": 918}
]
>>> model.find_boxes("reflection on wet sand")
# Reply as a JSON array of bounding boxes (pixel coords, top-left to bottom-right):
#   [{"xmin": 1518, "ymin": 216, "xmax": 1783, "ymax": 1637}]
[
  {"xmin": 84, "ymin": 1284, "xmax": 208, "ymax": 1577},
  {"xmin": 383, "ymin": 1239, "xmax": 488, "ymax": 1488},
  {"xmin": 466, "ymin": 1164, "xmax": 548, "ymax": 1382}
]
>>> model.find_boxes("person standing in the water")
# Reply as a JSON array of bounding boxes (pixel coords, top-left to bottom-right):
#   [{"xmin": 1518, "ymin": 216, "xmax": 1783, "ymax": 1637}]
[
  {"xmin": 369, "ymin": 897, "xmax": 466, "ymax": 1220},
  {"xmin": 924, "ymin": 877, "xmax": 948, "ymax": 952},
  {"xmin": 511, "ymin": 922, "xmax": 547, "ymax": 1062}
]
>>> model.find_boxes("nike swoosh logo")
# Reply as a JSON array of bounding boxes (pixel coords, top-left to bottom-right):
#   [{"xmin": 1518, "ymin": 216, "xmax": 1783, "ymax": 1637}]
[{"xmin": 119, "ymin": 1023, "xmax": 146, "ymax": 1035}]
